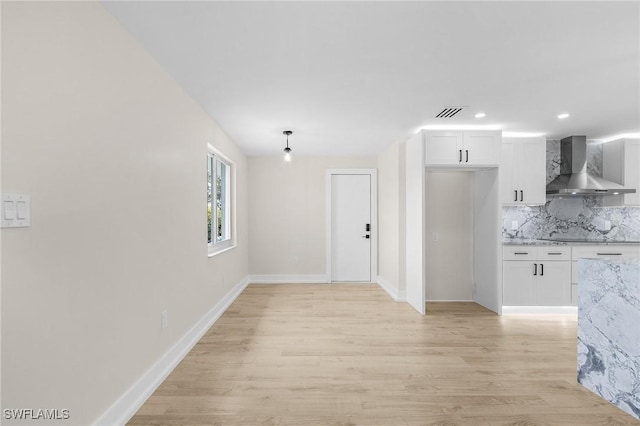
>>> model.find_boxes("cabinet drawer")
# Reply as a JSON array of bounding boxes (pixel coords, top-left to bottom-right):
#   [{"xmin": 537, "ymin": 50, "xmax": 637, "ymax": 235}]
[
  {"xmin": 571, "ymin": 245, "xmax": 640, "ymax": 261},
  {"xmin": 571, "ymin": 245, "xmax": 640, "ymax": 282},
  {"xmin": 538, "ymin": 247, "xmax": 570, "ymax": 260},
  {"xmin": 503, "ymin": 247, "xmax": 537, "ymax": 260}
]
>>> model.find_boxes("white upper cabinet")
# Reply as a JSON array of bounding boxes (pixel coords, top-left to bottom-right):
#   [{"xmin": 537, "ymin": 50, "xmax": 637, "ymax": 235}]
[
  {"xmin": 500, "ymin": 137, "xmax": 546, "ymax": 205},
  {"xmin": 424, "ymin": 131, "xmax": 462, "ymax": 165},
  {"xmin": 603, "ymin": 138, "xmax": 640, "ymax": 206},
  {"xmin": 463, "ymin": 131, "xmax": 502, "ymax": 165},
  {"xmin": 424, "ymin": 130, "xmax": 501, "ymax": 167}
]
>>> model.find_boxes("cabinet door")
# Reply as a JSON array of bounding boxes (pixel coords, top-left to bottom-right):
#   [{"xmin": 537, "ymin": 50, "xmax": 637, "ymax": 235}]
[
  {"xmin": 503, "ymin": 261, "xmax": 535, "ymax": 305},
  {"xmin": 425, "ymin": 131, "xmax": 462, "ymax": 165},
  {"xmin": 515, "ymin": 138, "xmax": 546, "ymax": 205},
  {"xmin": 536, "ymin": 261, "xmax": 571, "ymax": 306},
  {"xmin": 500, "ymin": 141, "xmax": 517, "ymax": 203},
  {"xmin": 463, "ymin": 131, "xmax": 500, "ymax": 165},
  {"xmin": 624, "ymin": 140, "xmax": 640, "ymax": 205},
  {"xmin": 603, "ymin": 139, "xmax": 640, "ymax": 206}
]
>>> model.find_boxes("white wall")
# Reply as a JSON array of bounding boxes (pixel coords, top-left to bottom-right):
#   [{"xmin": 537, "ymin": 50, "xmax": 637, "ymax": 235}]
[
  {"xmin": 473, "ymin": 168, "xmax": 502, "ymax": 314},
  {"xmin": 377, "ymin": 140, "xmax": 405, "ymax": 295},
  {"xmin": 248, "ymin": 156, "xmax": 376, "ymax": 278},
  {"xmin": 1, "ymin": 2, "xmax": 248, "ymax": 424},
  {"xmin": 425, "ymin": 171, "xmax": 473, "ymax": 301}
]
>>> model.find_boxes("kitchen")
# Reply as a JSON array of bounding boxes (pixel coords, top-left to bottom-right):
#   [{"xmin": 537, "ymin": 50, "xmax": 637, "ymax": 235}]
[
  {"xmin": 405, "ymin": 132, "xmax": 640, "ymax": 308},
  {"xmin": 405, "ymin": 131, "xmax": 640, "ymax": 419}
]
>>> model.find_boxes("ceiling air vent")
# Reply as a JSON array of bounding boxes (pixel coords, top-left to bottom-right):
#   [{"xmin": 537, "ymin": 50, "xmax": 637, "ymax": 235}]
[{"xmin": 435, "ymin": 106, "xmax": 465, "ymax": 118}]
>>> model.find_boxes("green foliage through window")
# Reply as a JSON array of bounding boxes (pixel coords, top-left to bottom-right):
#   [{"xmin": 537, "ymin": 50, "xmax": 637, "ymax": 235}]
[{"xmin": 208, "ymin": 152, "xmax": 231, "ymax": 247}]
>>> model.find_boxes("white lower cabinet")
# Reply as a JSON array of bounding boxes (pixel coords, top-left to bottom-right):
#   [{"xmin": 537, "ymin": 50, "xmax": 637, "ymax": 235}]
[
  {"xmin": 503, "ymin": 260, "xmax": 535, "ymax": 305},
  {"xmin": 503, "ymin": 246, "xmax": 571, "ymax": 306},
  {"xmin": 536, "ymin": 261, "xmax": 571, "ymax": 305},
  {"xmin": 504, "ymin": 244, "xmax": 640, "ymax": 307}
]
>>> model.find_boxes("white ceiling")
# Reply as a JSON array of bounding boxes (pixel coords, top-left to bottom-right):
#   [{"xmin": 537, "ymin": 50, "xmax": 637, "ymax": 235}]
[{"xmin": 103, "ymin": 1, "xmax": 639, "ymax": 157}]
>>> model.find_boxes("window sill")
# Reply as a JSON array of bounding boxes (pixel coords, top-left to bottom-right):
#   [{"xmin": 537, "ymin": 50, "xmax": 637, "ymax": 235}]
[{"xmin": 208, "ymin": 242, "xmax": 236, "ymax": 258}]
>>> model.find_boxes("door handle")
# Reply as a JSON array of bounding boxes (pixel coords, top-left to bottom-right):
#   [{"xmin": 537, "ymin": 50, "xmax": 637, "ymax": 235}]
[
  {"xmin": 365, "ymin": 224, "xmax": 370, "ymax": 232},
  {"xmin": 520, "ymin": 190, "xmax": 523, "ymax": 202},
  {"xmin": 459, "ymin": 150, "xmax": 462, "ymax": 162},
  {"xmin": 533, "ymin": 263, "xmax": 537, "ymax": 276},
  {"xmin": 465, "ymin": 150, "xmax": 469, "ymax": 163},
  {"xmin": 540, "ymin": 263, "xmax": 543, "ymax": 276},
  {"xmin": 514, "ymin": 190, "xmax": 518, "ymax": 202}
]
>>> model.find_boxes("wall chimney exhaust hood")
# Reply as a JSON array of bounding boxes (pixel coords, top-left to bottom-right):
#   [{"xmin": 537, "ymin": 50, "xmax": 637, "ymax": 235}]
[{"xmin": 546, "ymin": 136, "xmax": 636, "ymax": 196}]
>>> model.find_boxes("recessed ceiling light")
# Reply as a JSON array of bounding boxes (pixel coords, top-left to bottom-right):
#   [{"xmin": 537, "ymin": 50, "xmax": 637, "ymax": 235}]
[
  {"xmin": 475, "ymin": 113, "xmax": 486, "ymax": 118},
  {"xmin": 558, "ymin": 113, "xmax": 570, "ymax": 119}
]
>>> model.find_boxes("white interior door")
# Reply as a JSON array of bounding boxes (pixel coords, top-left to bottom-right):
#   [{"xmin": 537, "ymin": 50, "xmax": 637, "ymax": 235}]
[{"xmin": 331, "ymin": 174, "xmax": 371, "ymax": 282}]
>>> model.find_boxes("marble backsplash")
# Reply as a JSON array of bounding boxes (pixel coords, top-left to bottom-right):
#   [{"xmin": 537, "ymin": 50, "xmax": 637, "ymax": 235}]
[{"xmin": 503, "ymin": 140, "xmax": 640, "ymax": 242}]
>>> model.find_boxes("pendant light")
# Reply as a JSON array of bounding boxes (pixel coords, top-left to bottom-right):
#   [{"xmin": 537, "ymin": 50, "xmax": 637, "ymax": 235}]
[{"xmin": 283, "ymin": 130, "xmax": 293, "ymax": 162}]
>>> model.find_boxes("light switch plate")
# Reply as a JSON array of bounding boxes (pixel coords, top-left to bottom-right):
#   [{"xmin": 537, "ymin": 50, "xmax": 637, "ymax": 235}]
[
  {"xmin": 16, "ymin": 201, "xmax": 28, "ymax": 219},
  {"xmin": 511, "ymin": 220, "xmax": 518, "ymax": 230},
  {"xmin": 1, "ymin": 194, "xmax": 31, "ymax": 228},
  {"xmin": 3, "ymin": 200, "xmax": 16, "ymax": 220}
]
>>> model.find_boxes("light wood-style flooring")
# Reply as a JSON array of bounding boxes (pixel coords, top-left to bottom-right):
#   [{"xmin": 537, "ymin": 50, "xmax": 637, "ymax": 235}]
[{"xmin": 128, "ymin": 284, "xmax": 638, "ymax": 425}]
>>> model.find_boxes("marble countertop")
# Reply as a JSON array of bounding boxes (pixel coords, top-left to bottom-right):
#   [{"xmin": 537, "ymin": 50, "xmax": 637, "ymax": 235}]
[
  {"xmin": 503, "ymin": 239, "xmax": 567, "ymax": 246},
  {"xmin": 581, "ymin": 257, "xmax": 640, "ymax": 265},
  {"xmin": 503, "ymin": 239, "xmax": 640, "ymax": 246}
]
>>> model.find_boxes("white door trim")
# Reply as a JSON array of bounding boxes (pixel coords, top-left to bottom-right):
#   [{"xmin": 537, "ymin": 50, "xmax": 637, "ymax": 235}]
[{"xmin": 326, "ymin": 169, "xmax": 378, "ymax": 283}]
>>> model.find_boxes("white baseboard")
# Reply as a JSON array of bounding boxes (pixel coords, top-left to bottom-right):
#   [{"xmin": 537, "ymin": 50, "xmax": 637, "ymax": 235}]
[
  {"xmin": 376, "ymin": 275, "xmax": 407, "ymax": 302},
  {"xmin": 249, "ymin": 274, "xmax": 329, "ymax": 284},
  {"xmin": 426, "ymin": 299, "xmax": 475, "ymax": 302},
  {"xmin": 502, "ymin": 306, "xmax": 578, "ymax": 315},
  {"xmin": 94, "ymin": 275, "xmax": 250, "ymax": 426}
]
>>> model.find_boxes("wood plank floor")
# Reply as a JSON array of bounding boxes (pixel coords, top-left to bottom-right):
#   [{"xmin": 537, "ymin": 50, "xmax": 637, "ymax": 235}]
[{"xmin": 128, "ymin": 284, "xmax": 638, "ymax": 425}]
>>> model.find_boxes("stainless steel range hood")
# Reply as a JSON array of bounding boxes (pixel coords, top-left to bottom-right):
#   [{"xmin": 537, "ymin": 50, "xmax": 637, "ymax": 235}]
[{"xmin": 546, "ymin": 136, "xmax": 636, "ymax": 196}]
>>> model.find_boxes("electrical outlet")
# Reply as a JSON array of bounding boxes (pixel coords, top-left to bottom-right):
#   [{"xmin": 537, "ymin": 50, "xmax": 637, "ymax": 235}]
[
  {"xmin": 432, "ymin": 232, "xmax": 439, "ymax": 242},
  {"xmin": 511, "ymin": 220, "xmax": 518, "ymax": 230},
  {"xmin": 604, "ymin": 220, "xmax": 611, "ymax": 231},
  {"xmin": 161, "ymin": 310, "xmax": 168, "ymax": 331}
]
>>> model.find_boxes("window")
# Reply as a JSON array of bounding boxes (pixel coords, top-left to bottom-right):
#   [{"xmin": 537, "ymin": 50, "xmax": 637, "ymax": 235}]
[{"xmin": 207, "ymin": 148, "xmax": 233, "ymax": 255}]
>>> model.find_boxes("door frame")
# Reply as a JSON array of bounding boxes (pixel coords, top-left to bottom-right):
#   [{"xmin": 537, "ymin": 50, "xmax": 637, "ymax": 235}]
[{"xmin": 326, "ymin": 169, "xmax": 378, "ymax": 283}]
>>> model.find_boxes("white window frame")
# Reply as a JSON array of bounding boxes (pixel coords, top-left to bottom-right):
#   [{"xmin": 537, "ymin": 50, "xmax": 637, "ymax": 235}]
[{"xmin": 207, "ymin": 145, "xmax": 235, "ymax": 257}]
